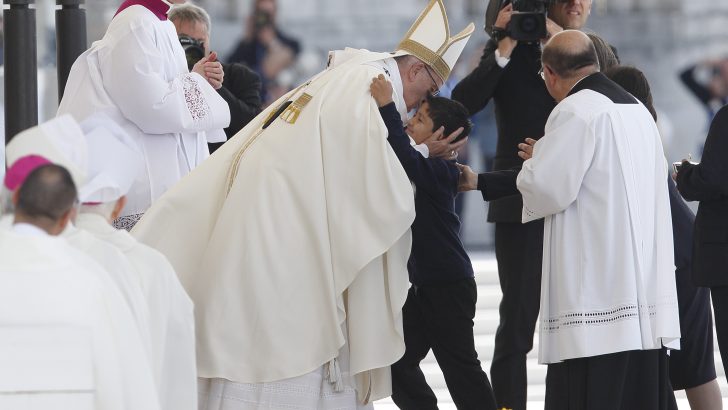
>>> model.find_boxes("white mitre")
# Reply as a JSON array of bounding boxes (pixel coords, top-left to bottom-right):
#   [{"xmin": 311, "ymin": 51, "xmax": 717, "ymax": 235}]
[
  {"xmin": 5, "ymin": 115, "xmax": 88, "ymax": 189},
  {"xmin": 79, "ymin": 114, "xmax": 144, "ymax": 204},
  {"xmin": 395, "ymin": 0, "xmax": 475, "ymax": 82}
]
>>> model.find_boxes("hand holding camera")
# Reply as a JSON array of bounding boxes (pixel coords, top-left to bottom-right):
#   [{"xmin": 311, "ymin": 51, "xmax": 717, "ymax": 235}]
[{"xmin": 493, "ymin": 4, "xmax": 518, "ymax": 58}]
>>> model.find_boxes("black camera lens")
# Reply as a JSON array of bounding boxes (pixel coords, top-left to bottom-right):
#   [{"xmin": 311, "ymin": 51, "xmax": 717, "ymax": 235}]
[
  {"xmin": 179, "ymin": 35, "xmax": 206, "ymax": 71},
  {"xmin": 519, "ymin": 15, "xmax": 539, "ymax": 33}
]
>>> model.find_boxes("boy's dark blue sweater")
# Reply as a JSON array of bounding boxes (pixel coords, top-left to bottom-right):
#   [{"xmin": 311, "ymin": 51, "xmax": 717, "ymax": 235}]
[{"xmin": 379, "ymin": 102, "xmax": 474, "ymax": 286}]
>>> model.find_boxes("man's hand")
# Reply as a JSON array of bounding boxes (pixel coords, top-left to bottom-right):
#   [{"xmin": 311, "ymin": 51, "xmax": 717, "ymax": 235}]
[
  {"xmin": 193, "ymin": 52, "xmax": 225, "ymax": 90},
  {"xmin": 543, "ymin": 18, "xmax": 563, "ymax": 42},
  {"xmin": 425, "ymin": 126, "xmax": 468, "ymax": 160},
  {"xmin": 517, "ymin": 138, "xmax": 537, "ymax": 160},
  {"xmin": 456, "ymin": 163, "xmax": 478, "ymax": 192},
  {"xmin": 494, "ymin": 4, "xmax": 517, "ymax": 58},
  {"xmin": 370, "ymin": 74, "xmax": 394, "ymax": 107}
]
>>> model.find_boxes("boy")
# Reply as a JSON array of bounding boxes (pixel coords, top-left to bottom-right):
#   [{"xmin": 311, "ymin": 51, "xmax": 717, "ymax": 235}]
[{"xmin": 370, "ymin": 75, "xmax": 496, "ymax": 410}]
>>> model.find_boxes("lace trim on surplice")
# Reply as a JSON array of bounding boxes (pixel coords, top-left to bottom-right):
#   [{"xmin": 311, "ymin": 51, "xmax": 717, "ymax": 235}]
[{"xmin": 183, "ymin": 75, "xmax": 211, "ymax": 123}]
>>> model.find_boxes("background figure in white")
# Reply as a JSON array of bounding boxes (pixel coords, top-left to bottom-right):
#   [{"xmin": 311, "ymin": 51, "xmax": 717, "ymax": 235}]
[
  {"xmin": 57, "ymin": 0, "xmax": 230, "ymax": 231},
  {"xmin": 77, "ymin": 115, "xmax": 196, "ymax": 410},
  {"xmin": 0, "ymin": 164, "xmax": 160, "ymax": 410}
]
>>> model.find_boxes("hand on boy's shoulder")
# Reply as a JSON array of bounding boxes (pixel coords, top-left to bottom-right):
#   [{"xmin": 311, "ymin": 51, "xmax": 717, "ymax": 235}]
[{"xmin": 370, "ymin": 74, "xmax": 394, "ymax": 107}]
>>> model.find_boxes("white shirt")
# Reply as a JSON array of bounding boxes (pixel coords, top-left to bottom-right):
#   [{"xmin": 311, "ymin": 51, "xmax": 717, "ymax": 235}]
[
  {"xmin": 58, "ymin": 5, "xmax": 230, "ymax": 217},
  {"xmin": 516, "ymin": 77, "xmax": 680, "ymax": 364}
]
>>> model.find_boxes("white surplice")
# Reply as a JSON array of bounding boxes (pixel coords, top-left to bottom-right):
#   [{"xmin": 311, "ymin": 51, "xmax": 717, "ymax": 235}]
[
  {"xmin": 0, "ymin": 226, "xmax": 160, "ymax": 410},
  {"xmin": 133, "ymin": 48, "xmax": 416, "ymax": 405},
  {"xmin": 516, "ymin": 78, "xmax": 681, "ymax": 364},
  {"xmin": 75, "ymin": 212, "xmax": 196, "ymax": 410},
  {"xmin": 63, "ymin": 223, "xmax": 153, "ymax": 354},
  {"xmin": 58, "ymin": 5, "xmax": 230, "ymax": 218}
]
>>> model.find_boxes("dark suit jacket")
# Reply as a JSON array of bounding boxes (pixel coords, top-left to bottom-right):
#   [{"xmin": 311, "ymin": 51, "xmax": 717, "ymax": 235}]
[
  {"xmin": 209, "ymin": 62, "xmax": 263, "ymax": 154},
  {"xmin": 677, "ymin": 104, "xmax": 728, "ymax": 287},
  {"xmin": 452, "ymin": 40, "xmax": 555, "ymax": 223}
]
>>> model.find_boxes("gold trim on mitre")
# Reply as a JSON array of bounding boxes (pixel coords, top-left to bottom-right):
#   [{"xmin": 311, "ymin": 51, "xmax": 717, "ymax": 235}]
[{"xmin": 396, "ymin": 0, "xmax": 475, "ymax": 82}]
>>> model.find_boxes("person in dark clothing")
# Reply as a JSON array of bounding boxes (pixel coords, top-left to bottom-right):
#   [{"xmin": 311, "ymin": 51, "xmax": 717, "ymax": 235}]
[
  {"xmin": 605, "ymin": 65, "xmax": 721, "ymax": 410},
  {"xmin": 210, "ymin": 62, "xmax": 262, "ymax": 153},
  {"xmin": 679, "ymin": 59, "xmax": 728, "ymax": 123},
  {"xmin": 226, "ymin": 0, "xmax": 300, "ymax": 105},
  {"xmin": 677, "ymin": 104, "xmax": 728, "ymax": 393},
  {"xmin": 450, "ymin": 2, "xmax": 598, "ymax": 408},
  {"xmin": 370, "ymin": 74, "xmax": 496, "ymax": 410},
  {"xmin": 169, "ymin": 4, "xmax": 263, "ymax": 153}
]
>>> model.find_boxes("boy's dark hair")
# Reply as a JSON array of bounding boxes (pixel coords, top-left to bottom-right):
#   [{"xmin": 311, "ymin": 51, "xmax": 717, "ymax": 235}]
[{"xmin": 425, "ymin": 96, "xmax": 473, "ymax": 142}]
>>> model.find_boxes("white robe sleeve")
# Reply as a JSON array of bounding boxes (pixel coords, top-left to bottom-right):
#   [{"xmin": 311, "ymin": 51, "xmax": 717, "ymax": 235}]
[
  {"xmin": 517, "ymin": 108, "xmax": 596, "ymax": 222},
  {"xmin": 99, "ymin": 17, "xmax": 230, "ymax": 135}
]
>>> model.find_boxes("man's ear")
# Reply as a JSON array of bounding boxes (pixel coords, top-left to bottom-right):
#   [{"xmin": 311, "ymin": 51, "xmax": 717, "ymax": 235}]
[
  {"xmin": 11, "ymin": 189, "xmax": 20, "ymax": 207},
  {"xmin": 56, "ymin": 208, "xmax": 75, "ymax": 234},
  {"xmin": 111, "ymin": 196, "xmax": 127, "ymax": 222}
]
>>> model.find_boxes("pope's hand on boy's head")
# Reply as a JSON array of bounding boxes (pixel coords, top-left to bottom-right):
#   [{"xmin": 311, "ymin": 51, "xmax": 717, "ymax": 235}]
[{"xmin": 425, "ymin": 126, "xmax": 467, "ymax": 160}]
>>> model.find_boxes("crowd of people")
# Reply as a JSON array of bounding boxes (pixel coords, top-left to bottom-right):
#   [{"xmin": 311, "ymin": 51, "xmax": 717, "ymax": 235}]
[{"xmin": 1, "ymin": 0, "xmax": 727, "ymax": 409}]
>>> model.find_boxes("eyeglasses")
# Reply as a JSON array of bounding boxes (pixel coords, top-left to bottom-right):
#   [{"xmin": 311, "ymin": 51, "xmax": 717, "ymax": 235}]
[{"xmin": 423, "ymin": 66, "xmax": 441, "ymax": 97}]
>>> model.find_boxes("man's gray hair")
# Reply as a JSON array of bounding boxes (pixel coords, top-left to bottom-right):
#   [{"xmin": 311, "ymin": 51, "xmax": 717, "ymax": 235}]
[{"xmin": 168, "ymin": 3, "xmax": 212, "ymax": 35}]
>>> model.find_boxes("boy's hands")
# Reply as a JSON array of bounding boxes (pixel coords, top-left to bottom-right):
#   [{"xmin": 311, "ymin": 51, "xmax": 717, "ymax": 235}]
[{"xmin": 370, "ymin": 74, "xmax": 394, "ymax": 107}]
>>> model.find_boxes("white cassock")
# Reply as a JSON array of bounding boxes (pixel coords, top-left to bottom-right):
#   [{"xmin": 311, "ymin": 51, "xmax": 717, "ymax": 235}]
[
  {"xmin": 63, "ymin": 223, "xmax": 153, "ymax": 351},
  {"xmin": 75, "ymin": 212, "xmax": 196, "ymax": 410},
  {"xmin": 58, "ymin": 4, "xmax": 230, "ymax": 226},
  {"xmin": 133, "ymin": 49, "xmax": 416, "ymax": 408},
  {"xmin": 516, "ymin": 73, "xmax": 681, "ymax": 365},
  {"xmin": 0, "ymin": 224, "xmax": 160, "ymax": 410}
]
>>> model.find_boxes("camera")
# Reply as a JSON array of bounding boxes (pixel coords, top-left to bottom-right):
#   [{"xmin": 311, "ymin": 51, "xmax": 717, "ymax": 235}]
[
  {"xmin": 509, "ymin": 0, "xmax": 555, "ymax": 42},
  {"xmin": 179, "ymin": 35, "xmax": 205, "ymax": 71},
  {"xmin": 485, "ymin": 0, "xmax": 557, "ymax": 42}
]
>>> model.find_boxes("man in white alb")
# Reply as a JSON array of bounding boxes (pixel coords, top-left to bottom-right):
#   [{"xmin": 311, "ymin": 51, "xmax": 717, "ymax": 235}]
[
  {"xmin": 58, "ymin": 0, "xmax": 230, "ymax": 230},
  {"xmin": 76, "ymin": 115, "xmax": 197, "ymax": 410},
  {"xmin": 459, "ymin": 31, "xmax": 680, "ymax": 409},
  {"xmin": 0, "ymin": 164, "xmax": 160, "ymax": 410},
  {"xmin": 133, "ymin": 1, "xmax": 474, "ymax": 408}
]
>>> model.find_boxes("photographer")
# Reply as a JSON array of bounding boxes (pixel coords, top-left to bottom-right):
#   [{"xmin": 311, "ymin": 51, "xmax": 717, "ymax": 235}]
[
  {"xmin": 227, "ymin": 0, "xmax": 300, "ymax": 105},
  {"xmin": 169, "ymin": 4, "xmax": 263, "ymax": 154},
  {"xmin": 451, "ymin": 1, "xmax": 596, "ymax": 409}
]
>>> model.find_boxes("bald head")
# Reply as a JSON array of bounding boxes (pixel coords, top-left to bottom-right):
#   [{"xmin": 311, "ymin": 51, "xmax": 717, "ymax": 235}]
[{"xmin": 542, "ymin": 30, "xmax": 599, "ymax": 80}]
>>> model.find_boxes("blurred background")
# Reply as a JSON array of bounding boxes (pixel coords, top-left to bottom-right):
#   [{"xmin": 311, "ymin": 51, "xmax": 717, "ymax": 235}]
[{"xmin": 2, "ymin": 0, "xmax": 728, "ymax": 248}]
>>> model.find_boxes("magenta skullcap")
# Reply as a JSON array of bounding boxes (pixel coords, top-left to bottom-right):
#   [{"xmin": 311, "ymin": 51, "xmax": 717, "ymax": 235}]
[{"xmin": 4, "ymin": 155, "xmax": 52, "ymax": 191}]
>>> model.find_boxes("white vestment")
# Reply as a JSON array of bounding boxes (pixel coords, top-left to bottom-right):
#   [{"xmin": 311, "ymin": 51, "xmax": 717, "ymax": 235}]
[
  {"xmin": 75, "ymin": 212, "xmax": 197, "ymax": 410},
  {"xmin": 516, "ymin": 76, "xmax": 681, "ymax": 364},
  {"xmin": 64, "ymin": 223, "xmax": 153, "ymax": 353},
  {"xmin": 58, "ymin": 5, "xmax": 230, "ymax": 219},
  {"xmin": 133, "ymin": 49, "xmax": 416, "ymax": 404},
  {"xmin": 0, "ymin": 226, "xmax": 160, "ymax": 410}
]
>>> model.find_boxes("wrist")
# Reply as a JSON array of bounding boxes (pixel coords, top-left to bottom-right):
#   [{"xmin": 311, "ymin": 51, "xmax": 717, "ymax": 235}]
[{"xmin": 377, "ymin": 99, "xmax": 394, "ymax": 108}]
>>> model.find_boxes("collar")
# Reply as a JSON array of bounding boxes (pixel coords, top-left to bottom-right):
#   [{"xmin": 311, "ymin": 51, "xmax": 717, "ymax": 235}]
[
  {"xmin": 12, "ymin": 223, "xmax": 49, "ymax": 237},
  {"xmin": 366, "ymin": 58, "xmax": 409, "ymax": 121},
  {"xmin": 567, "ymin": 72, "xmax": 639, "ymax": 105},
  {"xmin": 115, "ymin": 0, "xmax": 172, "ymax": 21}
]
